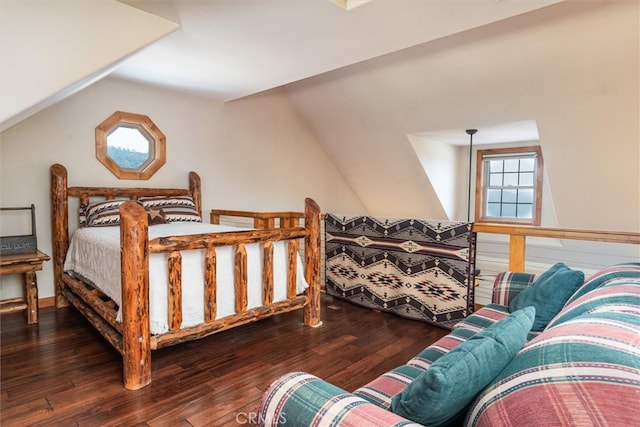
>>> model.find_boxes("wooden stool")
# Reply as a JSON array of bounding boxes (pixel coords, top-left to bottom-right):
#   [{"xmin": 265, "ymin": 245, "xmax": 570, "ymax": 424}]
[{"xmin": 0, "ymin": 250, "xmax": 50, "ymax": 324}]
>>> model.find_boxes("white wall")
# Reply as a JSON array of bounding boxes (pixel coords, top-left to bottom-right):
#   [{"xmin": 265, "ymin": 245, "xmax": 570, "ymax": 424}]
[
  {"xmin": 286, "ymin": 1, "xmax": 640, "ymax": 232},
  {"xmin": 408, "ymin": 135, "xmax": 458, "ymax": 220},
  {"xmin": 0, "ymin": 77, "xmax": 366, "ymax": 300}
]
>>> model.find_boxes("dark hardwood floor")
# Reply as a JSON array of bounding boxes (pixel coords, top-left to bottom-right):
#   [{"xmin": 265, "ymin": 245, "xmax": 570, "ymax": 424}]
[{"xmin": 1, "ymin": 294, "xmax": 447, "ymax": 426}]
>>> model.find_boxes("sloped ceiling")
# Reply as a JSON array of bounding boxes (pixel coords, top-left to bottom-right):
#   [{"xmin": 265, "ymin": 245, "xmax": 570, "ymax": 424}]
[
  {"xmin": 0, "ymin": 0, "xmax": 179, "ymax": 131},
  {"xmin": 2, "ymin": 0, "xmax": 637, "ymax": 229},
  {"xmin": 113, "ymin": 0, "xmax": 563, "ymax": 100},
  {"xmin": 0, "ymin": 0, "xmax": 563, "ymax": 131},
  {"xmin": 284, "ymin": 0, "xmax": 639, "ymax": 223}
]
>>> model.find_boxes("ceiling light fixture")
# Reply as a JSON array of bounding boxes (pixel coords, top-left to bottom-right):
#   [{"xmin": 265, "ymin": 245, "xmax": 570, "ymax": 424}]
[{"xmin": 466, "ymin": 129, "xmax": 478, "ymax": 222}]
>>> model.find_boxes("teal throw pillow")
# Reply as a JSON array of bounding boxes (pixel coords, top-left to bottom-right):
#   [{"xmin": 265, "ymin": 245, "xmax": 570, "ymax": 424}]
[
  {"xmin": 390, "ymin": 306, "xmax": 535, "ymax": 426},
  {"xmin": 509, "ymin": 262, "xmax": 584, "ymax": 332}
]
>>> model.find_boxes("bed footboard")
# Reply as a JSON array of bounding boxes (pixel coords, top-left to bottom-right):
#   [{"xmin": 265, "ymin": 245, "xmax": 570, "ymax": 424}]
[
  {"xmin": 209, "ymin": 204, "xmax": 322, "ymax": 327},
  {"xmin": 120, "ymin": 199, "xmax": 321, "ymax": 389}
]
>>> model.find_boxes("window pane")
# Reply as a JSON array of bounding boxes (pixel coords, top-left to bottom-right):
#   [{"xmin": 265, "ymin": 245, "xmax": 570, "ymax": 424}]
[
  {"xmin": 107, "ymin": 127, "xmax": 151, "ymax": 169},
  {"xmin": 487, "ymin": 189, "xmax": 502, "ymax": 203},
  {"xmin": 504, "ymin": 159, "xmax": 519, "ymax": 172},
  {"xmin": 519, "ymin": 172, "xmax": 534, "ymax": 186},
  {"xmin": 489, "ymin": 173, "xmax": 503, "ymax": 186},
  {"xmin": 503, "ymin": 173, "xmax": 518, "ymax": 186},
  {"xmin": 486, "ymin": 203, "xmax": 502, "ymax": 217},
  {"xmin": 518, "ymin": 188, "xmax": 534, "ymax": 203},
  {"xmin": 517, "ymin": 204, "xmax": 533, "ymax": 218},
  {"xmin": 503, "ymin": 189, "xmax": 517, "ymax": 203},
  {"xmin": 502, "ymin": 203, "xmax": 517, "ymax": 217},
  {"xmin": 489, "ymin": 160, "xmax": 503, "ymax": 173},
  {"xmin": 520, "ymin": 158, "xmax": 535, "ymax": 172},
  {"xmin": 479, "ymin": 147, "xmax": 542, "ymax": 225}
]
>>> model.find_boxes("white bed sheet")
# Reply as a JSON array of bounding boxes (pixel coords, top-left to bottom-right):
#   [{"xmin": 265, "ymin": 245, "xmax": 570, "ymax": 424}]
[{"xmin": 63, "ymin": 222, "xmax": 309, "ymax": 335}]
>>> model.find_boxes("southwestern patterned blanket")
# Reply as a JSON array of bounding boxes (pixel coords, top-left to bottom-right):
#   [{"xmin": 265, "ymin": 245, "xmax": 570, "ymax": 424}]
[{"xmin": 325, "ymin": 214, "xmax": 476, "ymax": 329}]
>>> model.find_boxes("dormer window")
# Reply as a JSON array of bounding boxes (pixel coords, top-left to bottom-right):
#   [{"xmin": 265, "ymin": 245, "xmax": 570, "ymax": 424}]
[{"xmin": 475, "ymin": 146, "xmax": 543, "ymax": 225}]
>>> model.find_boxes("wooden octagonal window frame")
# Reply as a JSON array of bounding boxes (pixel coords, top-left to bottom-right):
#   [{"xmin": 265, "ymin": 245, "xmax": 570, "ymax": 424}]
[{"xmin": 96, "ymin": 111, "xmax": 166, "ymax": 180}]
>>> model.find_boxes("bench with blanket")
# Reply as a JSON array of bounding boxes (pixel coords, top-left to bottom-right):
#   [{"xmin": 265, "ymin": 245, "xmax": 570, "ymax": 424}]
[{"xmin": 325, "ymin": 214, "xmax": 476, "ymax": 330}]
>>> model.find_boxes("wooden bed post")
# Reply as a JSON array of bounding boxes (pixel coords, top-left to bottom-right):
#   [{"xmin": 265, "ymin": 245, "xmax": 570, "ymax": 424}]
[
  {"xmin": 120, "ymin": 201, "xmax": 152, "ymax": 390},
  {"xmin": 189, "ymin": 171, "xmax": 202, "ymax": 218},
  {"xmin": 303, "ymin": 198, "xmax": 322, "ymax": 327},
  {"xmin": 50, "ymin": 164, "xmax": 70, "ymax": 308}
]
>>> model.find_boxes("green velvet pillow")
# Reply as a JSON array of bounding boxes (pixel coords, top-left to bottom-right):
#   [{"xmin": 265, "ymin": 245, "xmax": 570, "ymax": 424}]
[
  {"xmin": 508, "ymin": 262, "xmax": 584, "ymax": 332},
  {"xmin": 390, "ymin": 306, "xmax": 535, "ymax": 426}
]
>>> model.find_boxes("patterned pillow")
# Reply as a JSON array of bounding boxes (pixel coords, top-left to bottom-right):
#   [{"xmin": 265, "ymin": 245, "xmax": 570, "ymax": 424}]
[
  {"xmin": 138, "ymin": 195, "xmax": 202, "ymax": 223},
  {"xmin": 79, "ymin": 203, "xmax": 89, "ymax": 227},
  {"xmin": 84, "ymin": 200, "xmax": 128, "ymax": 227}
]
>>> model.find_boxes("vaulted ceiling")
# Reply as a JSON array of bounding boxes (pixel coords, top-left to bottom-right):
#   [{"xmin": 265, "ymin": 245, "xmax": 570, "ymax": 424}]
[
  {"xmin": 2, "ymin": 0, "xmax": 637, "ymax": 227},
  {"xmin": 1, "ymin": 0, "xmax": 563, "ymax": 131}
]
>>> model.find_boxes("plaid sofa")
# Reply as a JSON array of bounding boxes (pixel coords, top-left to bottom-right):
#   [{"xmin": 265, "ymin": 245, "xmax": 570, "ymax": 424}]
[{"xmin": 258, "ymin": 264, "xmax": 640, "ymax": 426}]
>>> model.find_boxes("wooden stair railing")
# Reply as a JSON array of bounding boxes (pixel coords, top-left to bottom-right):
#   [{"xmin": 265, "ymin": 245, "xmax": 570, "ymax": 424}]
[{"xmin": 472, "ymin": 223, "xmax": 640, "ymax": 272}]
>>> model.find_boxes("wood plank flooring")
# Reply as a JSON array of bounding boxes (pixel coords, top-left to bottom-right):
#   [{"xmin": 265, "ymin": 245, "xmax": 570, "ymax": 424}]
[{"xmin": 1, "ymin": 294, "xmax": 447, "ymax": 426}]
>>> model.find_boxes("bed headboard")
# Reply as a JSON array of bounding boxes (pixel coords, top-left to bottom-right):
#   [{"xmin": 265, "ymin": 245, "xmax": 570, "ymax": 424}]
[{"xmin": 50, "ymin": 163, "xmax": 202, "ymax": 307}]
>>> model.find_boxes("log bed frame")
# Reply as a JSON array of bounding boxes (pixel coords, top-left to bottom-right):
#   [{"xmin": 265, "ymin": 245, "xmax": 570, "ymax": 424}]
[{"xmin": 50, "ymin": 164, "xmax": 321, "ymax": 390}]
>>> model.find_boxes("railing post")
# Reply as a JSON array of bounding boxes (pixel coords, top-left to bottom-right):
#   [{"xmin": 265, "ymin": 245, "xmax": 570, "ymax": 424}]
[{"xmin": 509, "ymin": 235, "xmax": 526, "ymax": 272}]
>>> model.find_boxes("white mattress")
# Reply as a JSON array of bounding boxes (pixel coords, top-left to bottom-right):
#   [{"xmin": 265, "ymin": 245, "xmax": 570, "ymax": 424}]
[{"xmin": 64, "ymin": 222, "xmax": 308, "ymax": 335}]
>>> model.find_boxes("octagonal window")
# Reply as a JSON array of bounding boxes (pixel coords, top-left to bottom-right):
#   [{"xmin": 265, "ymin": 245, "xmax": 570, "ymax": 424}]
[{"xmin": 96, "ymin": 111, "xmax": 166, "ymax": 180}]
